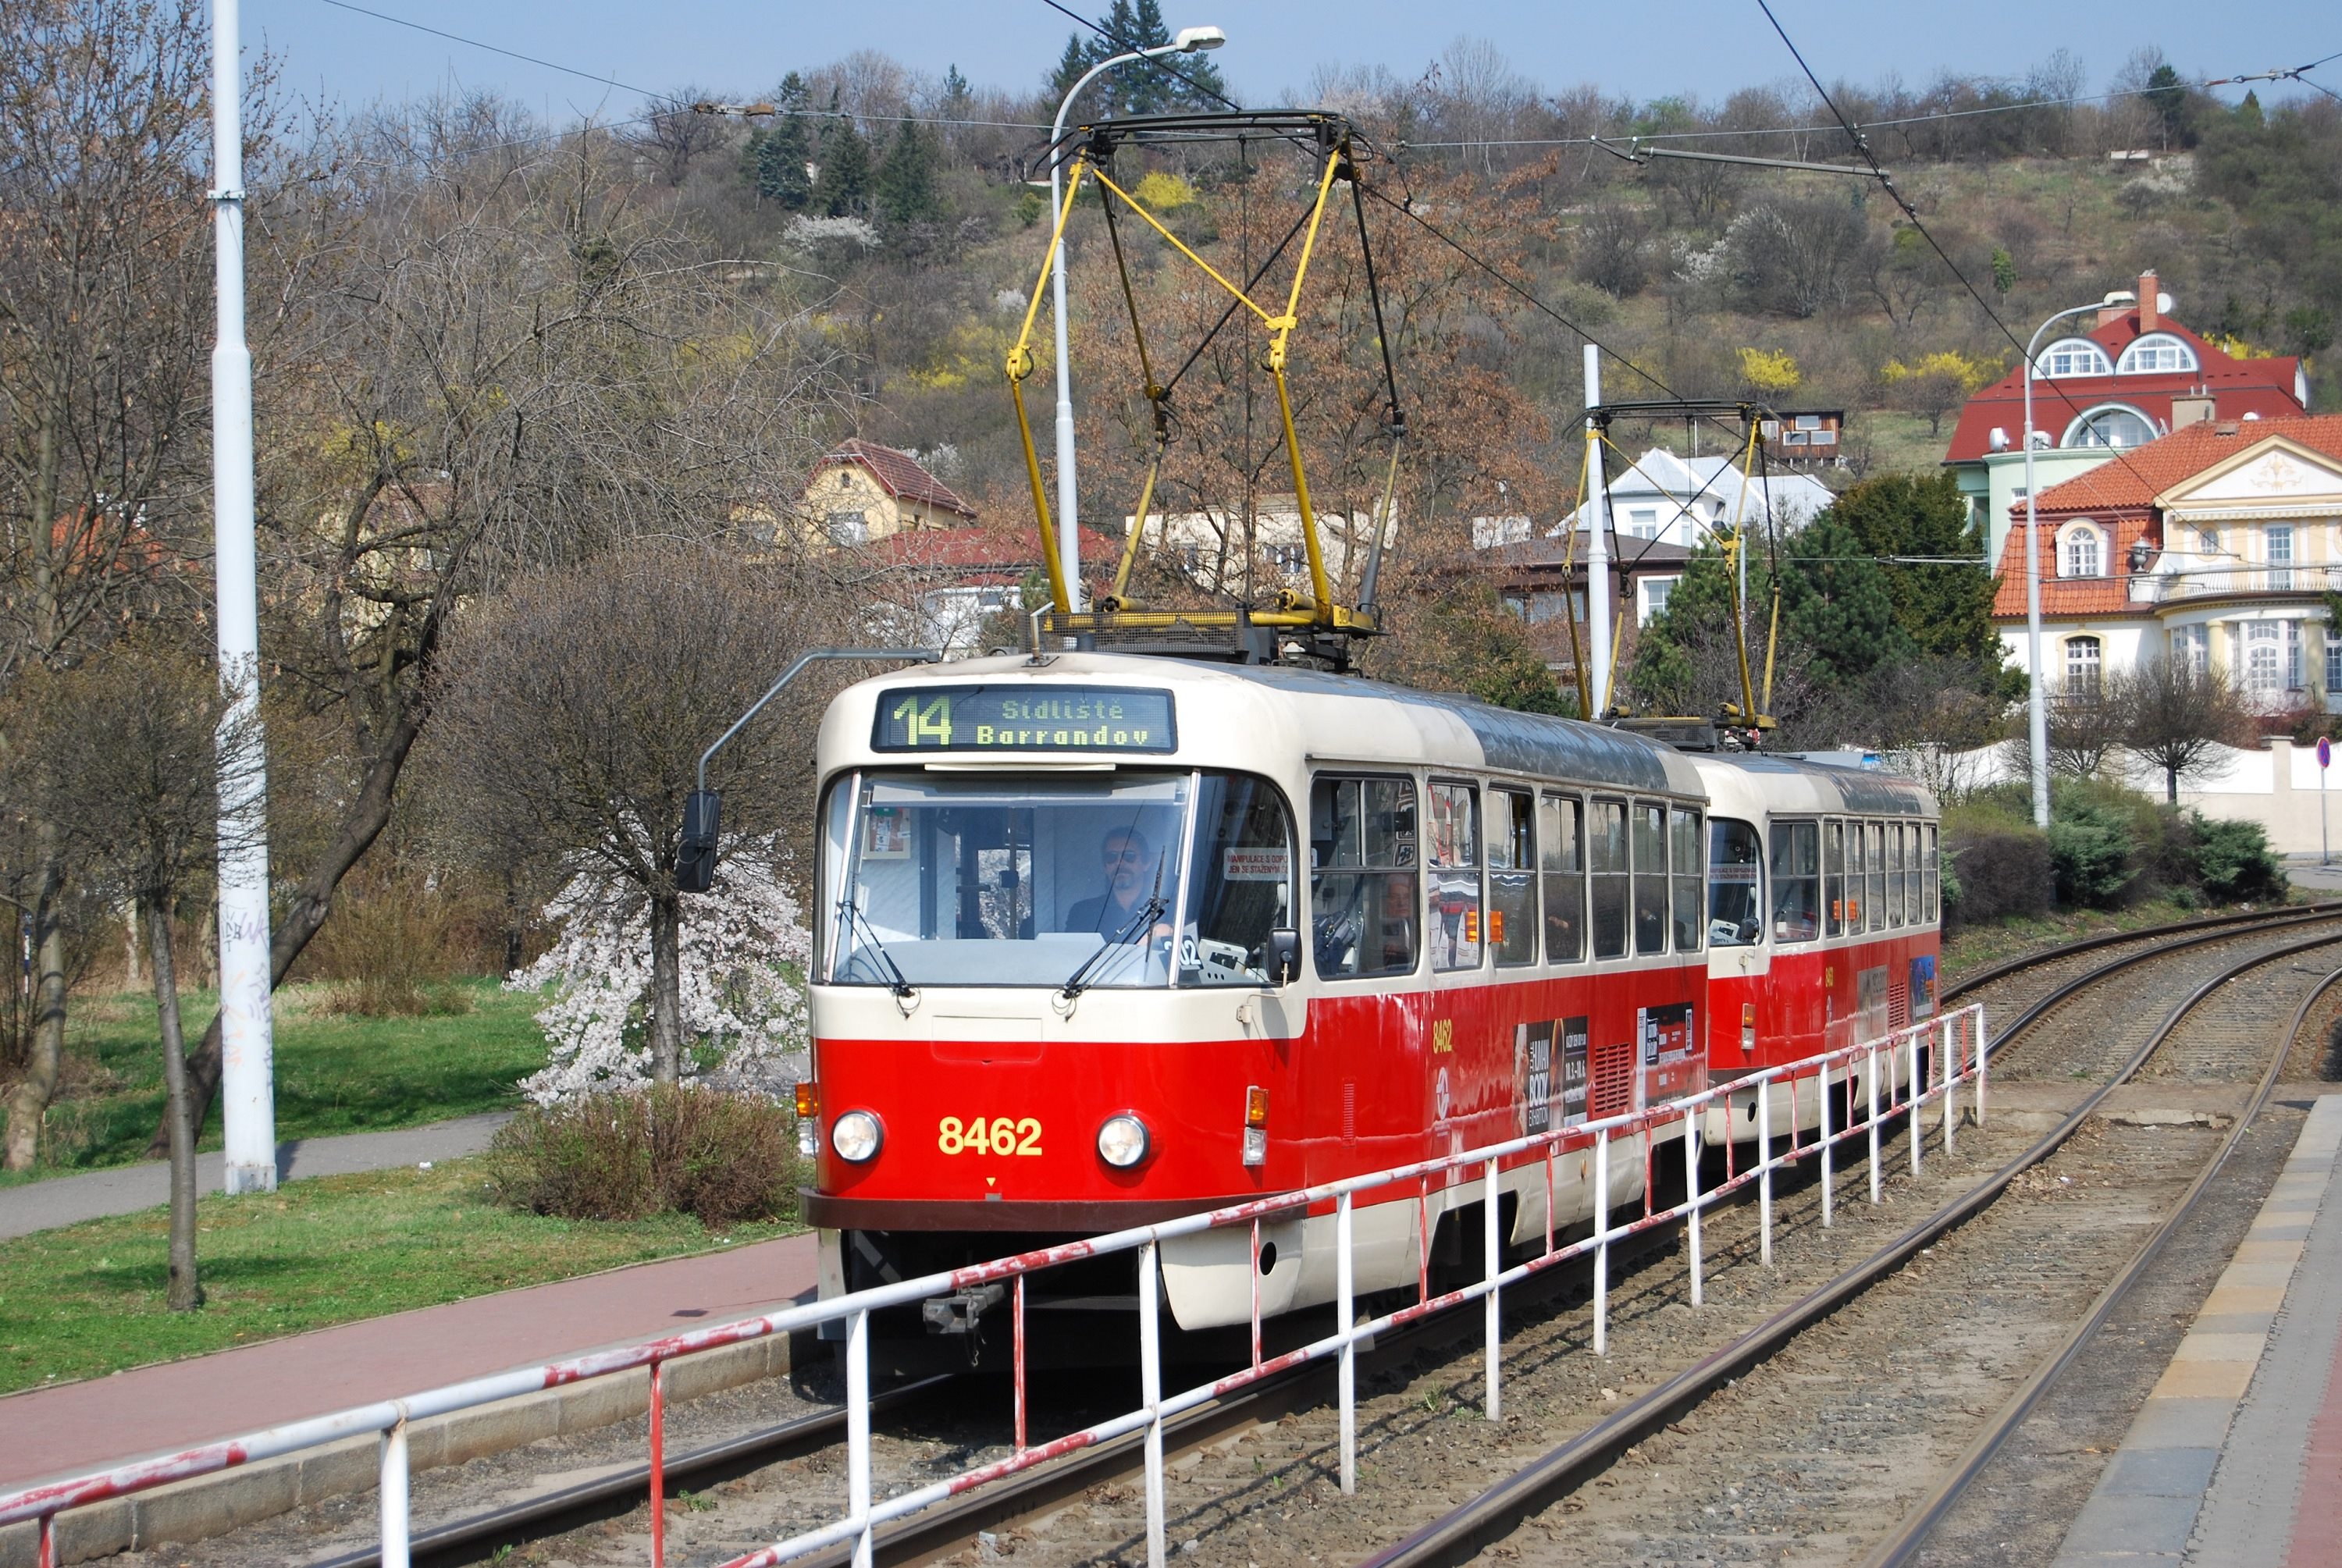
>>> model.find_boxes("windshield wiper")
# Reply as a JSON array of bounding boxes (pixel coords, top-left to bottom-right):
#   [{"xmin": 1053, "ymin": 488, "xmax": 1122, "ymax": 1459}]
[
  {"xmin": 837, "ymin": 898, "xmax": 914, "ymax": 997},
  {"xmin": 1061, "ymin": 855, "xmax": 1169, "ymax": 1001}
]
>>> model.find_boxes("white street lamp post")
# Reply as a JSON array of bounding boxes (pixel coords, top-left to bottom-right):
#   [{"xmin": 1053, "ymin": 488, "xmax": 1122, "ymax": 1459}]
[
  {"xmin": 2021, "ymin": 293, "xmax": 2134, "ymax": 831},
  {"xmin": 212, "ymin": 0, "xmax": 276, "ymax": 1193},
  {"xmin": 1045, "ymin": 26, "xmax": 1225, "ymax": 611}
]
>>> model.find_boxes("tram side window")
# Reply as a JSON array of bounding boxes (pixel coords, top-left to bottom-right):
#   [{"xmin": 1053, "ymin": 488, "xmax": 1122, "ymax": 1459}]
[
  {"xmin": 1670, "ymin": 807, "xmax": 1704, "ymax": 952},
  {"xmin": 1845, "ymin": 822, "xmax": 1866, "ymax": 931},
  {"xmin": 1489, "ymin": 788, "xmax": 1538, "ymax": 967},
  {"xmin": 1771, "ymin": 820, "xmax": 1820, "ymax": 943},
  {"xmin": 1428, "ymin": 782, "xmax": 1482, "ymax": 972},
  {"xmin": 1632, "ymin": 800, "xmax": 1669, "ymax": 956},
  {"xmin": 1309, "ymin": 776, "xmax": 1419, "ymax": 979},
  {"xmin": 1924, "ymin": 825, "xmax": 1941, "ymax": 924},
  {"xmin": 1589, "ymin": 798, "xmax": 1628, "ymax": 959},
  {"xmin": 1904, "ymin": 824, "xmax": 1924, "ymax": 927},
  {"xmin": 1708, "ymin": 819, "xmax": 1762, "ymax": 946},
  {"xmin": 1888, "ymin": 824, "xmax": 1906, "ymax": 926},
  {"xmin": 1823, "ymin": 820, "xmax": 1845, "ymax": 937},
  {"xmin": 1867, "ymin": 823, "xmax": 1887, "ymax": 933},
  {"xmin": 1541, "ymin": 793, "xmax": 1586, "ymax": 963}
]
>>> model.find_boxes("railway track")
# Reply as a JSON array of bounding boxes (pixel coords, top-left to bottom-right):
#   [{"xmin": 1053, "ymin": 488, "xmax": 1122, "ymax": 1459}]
[
  {"xmin": 115, "ymin": 905, "xmax": 2342, "ymax": 1568},
  {"xmin": 1354, "ymin": 913, "xmax": 2342, "ymax": 1568}
]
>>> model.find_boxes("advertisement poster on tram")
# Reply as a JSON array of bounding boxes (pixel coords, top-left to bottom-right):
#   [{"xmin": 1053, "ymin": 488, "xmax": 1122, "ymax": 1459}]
[{"xmin": 1637, "ymin": 1002, "xmax": 1700, "ymax": 1107}]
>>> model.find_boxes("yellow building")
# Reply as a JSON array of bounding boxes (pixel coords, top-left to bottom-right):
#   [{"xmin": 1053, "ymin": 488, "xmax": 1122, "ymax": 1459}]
[{"xmin": 801, "ymin": 439, "xmax": 977, "ymax": 546}]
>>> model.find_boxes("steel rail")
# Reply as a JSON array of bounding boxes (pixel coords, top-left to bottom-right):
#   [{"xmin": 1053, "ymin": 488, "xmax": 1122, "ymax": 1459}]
[
  {"xmin": 304, "ymin": 1378, "xmax": 955, "ymax": 1568},
  {"xmin": 1352, "ymin": 919, "xmax": 2342, "ymax": 1568},
  {"xmin": 1856, "ymin": 959, "xmax": 2342, "ymax": 1565},
  {"xmin": 1942, "ymin": 898, "xmax": 2342, "ymax": 1004}
]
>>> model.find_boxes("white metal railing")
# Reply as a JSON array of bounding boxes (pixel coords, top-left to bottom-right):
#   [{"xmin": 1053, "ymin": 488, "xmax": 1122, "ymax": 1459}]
[{"xmin": 0, "ymin": 1004, "xmax": 1984, "ymax": 1568}]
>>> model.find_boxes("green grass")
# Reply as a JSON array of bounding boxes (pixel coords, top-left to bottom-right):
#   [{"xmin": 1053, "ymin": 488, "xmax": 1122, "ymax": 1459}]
[
  {"xmin": 0, "ymin": 1154, "xmax": 798, "ymax": 1394},
  {"xmin": 0, "ymin": 978, "xmax": 550, "ymax": 1185}
]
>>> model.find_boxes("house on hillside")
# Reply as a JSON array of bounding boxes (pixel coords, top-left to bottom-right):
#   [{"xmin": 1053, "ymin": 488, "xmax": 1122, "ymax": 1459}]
[
  {"xmin": 799, "ymin": 438, "xmax": 977, "ymax": 546},
  {"xmin": 1120, "ymin": 501, "xmax": 1388, "ymax": 600},
  {"xmin": 1944, "ymin": 271, "xmax": 2308, "ymax": 564},
  {"xmin": 1552, "ymin": 447, "xmax": 1835, "ymax": 551},
  {"xmin": 867, "ymin": 523, "xmax": 1119, "ymax": 656},
  {"xmin": 1989, "ymin": 413, "xmax": 2342, "ymax": 714}
]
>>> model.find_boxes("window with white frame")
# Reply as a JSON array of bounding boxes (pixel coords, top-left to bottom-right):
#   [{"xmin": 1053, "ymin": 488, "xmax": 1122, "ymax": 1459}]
[
  {"xmin": 2173, "ymin": 624, "xmax": 2209, "ymax": 676},
  {"xmin": 2063, "ymin": 404, "xmax": 2156, "ymax": 450},
  {"xmin": 2041, "ymin": 338, "xmax": 2112, "ymax": 377},
  {"xmin": 2197, "ymin": 527, "xmax": 2222, "ymax": 556},
  {"xmin": 1625, "ymin": 507, "xmax": 1660, "ymax": 539},
  {"xmin": 2268, "ymin": 524, "xmax": 2295, "ymax": 591},
  {"xmin": 2065, "ymin": 635, "xmax": 2102, "ymax": 695},
  {"xmin": 1639, "ymin": 575, "xmax": 1678, "ymax": 625},
  {"xmin": 2289, "ymin": 620, "xmax": 2304, "ymax": 689},
  {"xmin": 2246, "ymin": 621, "xmax": 2283, "ymax": 693},
  {"xmin": 2062, "ymin": 524, "xmax": 2104, "ymax": 578},
  {"xmin": 2116, "ymin": 333, "xmax": 2200, "ymax": 375},
  {"xmin": 2326, "ymin": 628, "xmax": 2342, "ymax": 695}
]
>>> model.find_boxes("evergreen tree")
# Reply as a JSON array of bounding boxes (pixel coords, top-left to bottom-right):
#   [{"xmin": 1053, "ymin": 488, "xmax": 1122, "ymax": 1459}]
[
  {"xmin": 1782, "ymin": 514, "xmax": 1914, "ymax": 688},
  {"xmin": 749, "ymin": 73, "xmax": 812, "ymax": 209},
  {"xmin": 877, "ymin": 119, "xmax": 942, "ymax": 228},
  {"xmin": 2144, "ymin": 62, "xmax": 2190, "ymax": 148},
  {"xmin": 1048, "ymin": 34, "xmax": 1091, "ymax": 102},
  {"xmin": 1827, "ymin": 471, "xmax": 2007, "ymax": 677},
  {"xmin": 811, "ymin": 99, "xmax": 871, "ymax": 219}
]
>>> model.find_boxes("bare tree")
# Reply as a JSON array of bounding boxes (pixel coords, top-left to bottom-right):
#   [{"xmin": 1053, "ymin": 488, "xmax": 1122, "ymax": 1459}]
[
  {"xmin": 0, "ymin": 0, "xmax": 226, "ymax": 1169},
  {"xmin": 430, "ymin": 544, "xmax": 845, "ymax": 1082},
  {"xmin": 152, "ymin": 102, "xmax": 849, "ymax": 1154},
  {"xmin": 626, "ymin": 88, "xmax": 731, "ymax": 187},
  {"xmin": 2114, "ymin": 657, "xmax": 2258, "ymax": 803},
  {"xmin": 2045, "ymin": 685, "xmax": 2124, "ymax": 779},
  {"xmin": 9, "ymin": 642, "xmax": 252, "ymax": 1309}
]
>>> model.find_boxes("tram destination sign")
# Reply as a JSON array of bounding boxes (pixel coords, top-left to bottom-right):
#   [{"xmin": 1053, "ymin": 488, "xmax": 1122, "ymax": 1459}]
[{"xmin": 873, "ymin": 684, "xmax": 1177, "ymax": 754}]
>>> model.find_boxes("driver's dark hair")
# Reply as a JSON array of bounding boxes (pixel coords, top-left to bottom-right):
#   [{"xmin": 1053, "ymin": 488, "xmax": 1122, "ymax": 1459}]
[{"xmin": 1102, "ymin": 825, "xmax": 1150, "ymax": 856}]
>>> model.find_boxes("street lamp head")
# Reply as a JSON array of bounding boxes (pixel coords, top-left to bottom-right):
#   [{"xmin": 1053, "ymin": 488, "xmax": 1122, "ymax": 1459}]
[
  {"xmin": 2102, "ymin": 289, "xmax": 2137, "ymax": 307},
  {"xmin": 1174, "ymin": 25, "xmax": 1226, "ymax": 52}
]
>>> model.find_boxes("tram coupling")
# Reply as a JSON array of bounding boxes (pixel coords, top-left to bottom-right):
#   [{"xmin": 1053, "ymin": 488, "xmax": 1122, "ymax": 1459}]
[{"xmin": 922, "ymin": 1282, "xmax": 1008, "ymax": 1335}]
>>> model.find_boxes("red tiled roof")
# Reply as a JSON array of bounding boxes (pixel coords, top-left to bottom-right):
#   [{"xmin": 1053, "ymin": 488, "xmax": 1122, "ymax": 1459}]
[
  {"xmin": 1944, "ymin": 312, "xmax": 2304, "ymax": 463},
  {"xmin": 1988, "ymin": 509, "xmax": 2159, "ymax": 620},
  {"xmin": 812, "ymin": 439, "xmax": 977, "ymax": 518},
  {"xmin": 2026, "ymin": 414, "xmax": 2342, "ymax": 514}
]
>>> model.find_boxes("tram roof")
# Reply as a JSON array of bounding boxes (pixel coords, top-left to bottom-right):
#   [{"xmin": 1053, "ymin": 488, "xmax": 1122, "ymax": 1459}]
[
  {"xmin": 1688, "ymin": 751, "xmax": 1938, "ymax": 820},
  {"xmin": 820, "ymin": 652, "xmax": 1706, "ymax": 796}
]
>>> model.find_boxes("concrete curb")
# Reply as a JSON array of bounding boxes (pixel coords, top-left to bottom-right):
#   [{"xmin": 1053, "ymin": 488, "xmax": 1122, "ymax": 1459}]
[{"xmin": 0, "ymin": 1327, "xmax": 810, "ymax": 1567}]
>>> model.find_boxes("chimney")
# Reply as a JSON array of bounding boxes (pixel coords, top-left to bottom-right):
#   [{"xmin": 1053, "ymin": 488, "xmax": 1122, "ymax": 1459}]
[
  {"xmin": 2138, "ymin": 271, "xmax": 2159, "ymax": 333},
  {"xmin": 2171, "ymin": 388, "xmax": 2215, "ymax": 429}
]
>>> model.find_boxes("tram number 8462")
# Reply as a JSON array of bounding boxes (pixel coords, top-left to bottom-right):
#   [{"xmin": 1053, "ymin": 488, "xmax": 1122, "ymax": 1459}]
[{"xmin": 938, "ymin": 1116, "xmax": 1045, "ymax": 1157}]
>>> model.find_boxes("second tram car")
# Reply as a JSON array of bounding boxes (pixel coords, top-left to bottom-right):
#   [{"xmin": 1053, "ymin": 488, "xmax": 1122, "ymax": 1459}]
[{"xmin": 795, "ymin": 652, "xmax": 1938, "ymax": 1362}]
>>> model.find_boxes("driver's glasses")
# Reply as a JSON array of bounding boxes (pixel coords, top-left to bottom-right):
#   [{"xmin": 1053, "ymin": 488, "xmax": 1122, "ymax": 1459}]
[{"xmin": 1104, "ymin": 846, "xmax": 1144, "ymax": 865}]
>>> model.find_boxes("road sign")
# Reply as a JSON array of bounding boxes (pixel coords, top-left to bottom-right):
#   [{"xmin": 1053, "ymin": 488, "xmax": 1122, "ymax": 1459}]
[{"xmin": 2320, "ymin": 736, "xmax": 2332, "ymax": 770}]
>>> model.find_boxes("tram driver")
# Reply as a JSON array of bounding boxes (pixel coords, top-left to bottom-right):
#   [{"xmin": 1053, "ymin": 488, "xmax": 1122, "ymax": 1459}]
[{"xmin": 1063, "ymin": 826, "xmax": 1176, "ymax": 945}]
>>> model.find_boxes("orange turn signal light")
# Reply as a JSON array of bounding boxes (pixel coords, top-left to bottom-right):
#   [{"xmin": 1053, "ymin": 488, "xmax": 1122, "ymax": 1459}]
[
  {"xmin": 795, "ymin": 1082, "xmax": 819, "ymax": 1119},
  {"xmin": 1245, "ymin": 1086, "xmax": 1269, "ymax": 1129}
]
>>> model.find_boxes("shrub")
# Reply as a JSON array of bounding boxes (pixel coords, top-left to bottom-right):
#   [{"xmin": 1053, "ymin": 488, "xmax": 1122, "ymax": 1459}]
[
  {"xmin": 1942, "ymin": 795, "xmax": 2048, "ymax": 928},
  {"xmin": 486, "ymin": 1083, "xmax": 797, "ymax": 1228},
  {"xmin": 2048, "ymin": 796, "xmax": 2137, "ymax": 908},
  {"xmin": 2187, "ymin": 813, "xmax": 2286, "ymax": 902},
  {"xmin": 302, "ymin": 866, "xmax": 498, "ymax": 1015}
]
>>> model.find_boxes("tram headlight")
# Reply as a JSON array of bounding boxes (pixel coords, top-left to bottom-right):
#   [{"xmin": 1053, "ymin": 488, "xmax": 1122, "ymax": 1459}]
[
  {"xmin": 1097, "ymin": 1114, "xmax": 1151, "ymax": 1169},
  {"xmin": 831, "ymin": 1110, "xmax": 882, "ymax": 1164}
]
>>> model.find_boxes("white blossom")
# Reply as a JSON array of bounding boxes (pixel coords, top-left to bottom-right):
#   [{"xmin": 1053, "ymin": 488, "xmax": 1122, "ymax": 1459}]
[
  {"xmin": 509, "ymin": 839, "xmax": 812, "ymax": 1105},
  {"xmin": 782, "ymin": 215, "xmax": 881, "ymax": 252}
]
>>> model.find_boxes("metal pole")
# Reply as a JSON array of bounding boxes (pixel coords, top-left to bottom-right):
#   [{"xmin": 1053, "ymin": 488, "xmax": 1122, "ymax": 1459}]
[
  {"xmin": 1942, "ymin": 1016, "xmax": 1957, "ymax": 1155},
  {"xmin": 1583, "ymin": 347, "xmax": 1614, "ymax": 717},
  {"xmin": 1046, "ymin": 44, "xmax": 1193, "ymax": 611},
  {"xmin": 1977, "ymin": 1005, "xmax": 1990, "ymax": 1127},
  {"xmin": 1591, "ymin": 1127, "xmax": 1610, "ymax": 1355},
  {"xmin": 1908, "ymin": 1027, "xmax": 1924, "ymax": 1178},
  {"xmin": 1867, "ymin": 1043, "xmax": 1881, "ymax": 1204},
  {"xmin": 1683, "ymin": 1111, "xmax": 1703, "ymax": 1308},
  {"xmin": 379, "ymin": 1417, "xmax": 410, "ymax": 1568},
  {"xmin": 212, "ymin": 0, "xmax": 276, "ymax": 1196},
  {"xmin": 1819, "ymin": 1064, "xmax": 1835, "ymax": 1227},
  {"xmin": 1756, "ymin": 1077, "xmax": 1773, "ymax": 1268},
  {"xmin": 2023, "ymin": 337, "xmax": 2050, "ymax": 830},
  {"xmin": 649, "ymin": 1362, "xmax": 666, "ymax": 1568},
  {"xmin": 1141, "ymin": 1241, "xmax": 1166, "ymax": 1568},
  {"xmin": 1337, "ymin": 1191, "xmax": 1356, "ymax": 1494},
  {"xmin": 1482, "ymin": 1157, "xmax": 1500, "ymax": 1422},
  {"xmin": 849, "ymin": 1309, "xmax": 872, "ymax": 1568}
]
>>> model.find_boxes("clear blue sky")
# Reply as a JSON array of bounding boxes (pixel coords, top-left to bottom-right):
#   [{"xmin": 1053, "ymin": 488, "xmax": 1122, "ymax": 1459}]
[{"xmin": 258, "ymin": 1, "xmax": 2339, "ymax": 126}]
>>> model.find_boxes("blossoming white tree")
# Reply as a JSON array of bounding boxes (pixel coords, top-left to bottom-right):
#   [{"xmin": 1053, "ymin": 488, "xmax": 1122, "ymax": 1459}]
[{"xmin": 512, "ymin": 838, "xmax": 812, "ymax": 1104}]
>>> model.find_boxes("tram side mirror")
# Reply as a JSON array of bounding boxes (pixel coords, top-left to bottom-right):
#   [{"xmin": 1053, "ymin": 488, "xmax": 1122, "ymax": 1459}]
[
  {"xmin": 1265, "ymin": 927, "xmax": 1300, "ymax": 986},
  {"xmin": 678, "ymin": 789, "xmax": 721, "ymax": 894}
]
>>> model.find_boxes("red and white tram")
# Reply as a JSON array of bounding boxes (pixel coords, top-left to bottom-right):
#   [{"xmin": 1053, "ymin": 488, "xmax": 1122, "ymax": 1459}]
[{"xmin": 797, "ymin": 652, "xmax": 1937, "ymax": 1362}]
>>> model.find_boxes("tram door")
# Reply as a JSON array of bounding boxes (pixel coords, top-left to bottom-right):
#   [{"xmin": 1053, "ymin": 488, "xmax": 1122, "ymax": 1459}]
[{"xmin": 1301, "ymin": 773, "xmax": 1425, "ymax": 1182}]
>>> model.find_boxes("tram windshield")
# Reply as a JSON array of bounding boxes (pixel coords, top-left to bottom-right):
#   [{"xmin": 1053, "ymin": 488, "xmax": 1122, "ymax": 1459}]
[{"xmin": 825, "ymin": 770, "xmax": 1295, "ymax": 990}]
